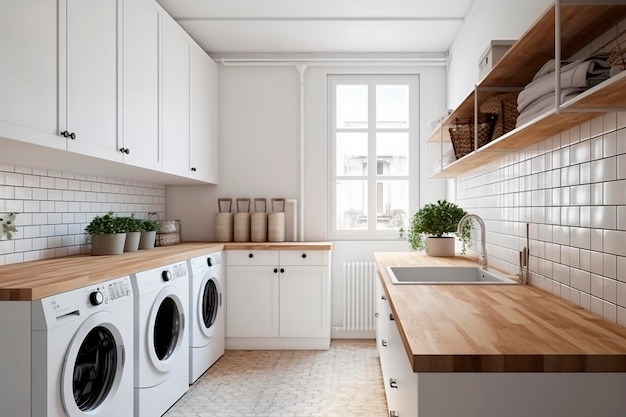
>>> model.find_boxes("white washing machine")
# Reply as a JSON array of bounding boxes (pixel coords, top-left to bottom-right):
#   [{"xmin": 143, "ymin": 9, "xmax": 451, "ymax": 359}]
[
  {"xmin": 132, "ymin": 261, "xmax": 189, "ymax": 417},
  {"xmin": 187, "ymin": 252, "xmax": 224, "ymax": 384},
  {"xmin": 30, "ymin": 275, "xmax": 134, "ymax": 417}
]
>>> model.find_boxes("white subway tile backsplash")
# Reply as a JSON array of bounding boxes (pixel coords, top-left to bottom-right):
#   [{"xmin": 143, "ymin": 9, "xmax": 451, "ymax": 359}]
[
  {"xmin": 591, "ymin": 157, "xmax": 617, "ymax": 182},
  {"xmin": 604, "ymin": 230, "xmax": 626, "ymax": 256},
  {"xmin": 604, "ymin": 180, "xmax": 626, "ymax": 204},
  {"xmin": 570, "ymin": 185, "xmax": 590, "ymax": 206},
  {"xmin": 591, "ymin": 273, "xmax": 603, "ymax": 297},
  {"xmin": 570, "ymin": 141, "xmax": 591, "ymax": 164},
  {"xmin": 618, "ymin": 281, "xmax": 626, "ymax": 307},
  {"xmin": 591, "ymin": 136, "xmax": 604, "ymax": 160},
  {"xmin": 591, "ymin": 206, "xmax": 617, "ymax": 229}
]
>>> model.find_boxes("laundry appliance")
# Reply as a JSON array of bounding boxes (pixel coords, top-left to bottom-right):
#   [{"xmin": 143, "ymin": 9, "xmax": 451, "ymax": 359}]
[
  {"xmin": 188, "ymin": 251, "xmax": 224, "ymax": 383},
  {"xmin": 132, "ymin": 260, "xmax": 189, "ymax": 417},
  {"xmin": 29, "ymin": 275, "xmax": 134, "ymax": 417}
]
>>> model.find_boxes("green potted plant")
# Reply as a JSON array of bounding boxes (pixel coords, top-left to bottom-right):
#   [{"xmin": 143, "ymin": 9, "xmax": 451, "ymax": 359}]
[
  {"xmin": 84, "ymin": 211, "xmax": 126, "ymax": 255},
  {"xmin": 139, "ymin": 218, "xmax": 160, "ymax": 250},
  {"xmin": 403, "ymin": 200, "xmax": 471, "ymax": 256},
  {"xmin": 119, "ymin": 214, "xmax": 145, "ymax": 252}
]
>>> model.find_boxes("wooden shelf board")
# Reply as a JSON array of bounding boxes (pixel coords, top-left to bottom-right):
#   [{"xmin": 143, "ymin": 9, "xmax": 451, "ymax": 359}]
[{"xmin": 565, "ymin": 68, "xmax": 626, "ymax": 109}]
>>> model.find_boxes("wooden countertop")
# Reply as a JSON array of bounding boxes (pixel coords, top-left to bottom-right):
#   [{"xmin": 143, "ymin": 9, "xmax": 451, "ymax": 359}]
[
  {"xmin": 375, "ymin": 252, "xmax": 626, "ymax": 373},
  {"xmin": 0, "ymin": 241, "xmax": 332, "ymax": 301}
]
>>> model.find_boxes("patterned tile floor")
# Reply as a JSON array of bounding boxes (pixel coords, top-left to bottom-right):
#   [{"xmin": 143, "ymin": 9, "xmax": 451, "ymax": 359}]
[{"xmin": 164, "ymin": 339, "xmax": 388, "ymax": 417}]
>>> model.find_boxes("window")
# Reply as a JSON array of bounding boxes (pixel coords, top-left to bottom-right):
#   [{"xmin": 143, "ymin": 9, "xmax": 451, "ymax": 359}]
[{"xmin": 329, "ymin": 75, "xmax": 419, "ymax": 238}]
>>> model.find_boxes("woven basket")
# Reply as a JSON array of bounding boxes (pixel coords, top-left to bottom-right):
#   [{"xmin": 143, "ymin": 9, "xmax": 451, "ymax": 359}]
[
  {"xmin": 448, "ymin": 113, "xmax": 497, "ymax": 159},
  {"xmin": 479, "ymin": 92, "xmax": 519, "ymax": 140}
]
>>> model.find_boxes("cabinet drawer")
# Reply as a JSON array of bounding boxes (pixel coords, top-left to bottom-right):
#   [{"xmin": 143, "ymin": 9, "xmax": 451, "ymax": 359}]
[
  {"xmin": 279, "ymin": 250, "xmax": 326, "ymax": 266},
  {"xmin": 226, "ymin": 250, "xmax": 278, "ymax": 266}
]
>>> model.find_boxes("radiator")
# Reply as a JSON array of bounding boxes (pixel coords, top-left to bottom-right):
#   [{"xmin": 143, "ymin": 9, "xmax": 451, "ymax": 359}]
[{"xmin": 341, "ymin": 261, "xmax": 376, "ymax": 332}]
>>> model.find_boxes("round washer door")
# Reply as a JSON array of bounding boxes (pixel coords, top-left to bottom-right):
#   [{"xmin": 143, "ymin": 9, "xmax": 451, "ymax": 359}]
[
  {"xmin": 61, "ymin": 311, "xmax": 126, "ymax": 417},
  {"xmin": 146, "ymin": 286, "xmax": 185, "ymax": 373},
  {"xmin": 197, "ymin": 275, "xmax": 221, "ymax": 338}
]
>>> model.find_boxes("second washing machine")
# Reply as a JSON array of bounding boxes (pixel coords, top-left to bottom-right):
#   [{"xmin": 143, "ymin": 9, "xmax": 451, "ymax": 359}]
[
  {"xmin": 132, "ymin": 261, "xmax": 189, "ymax": 417},
  {"xmin": 188, "ymin": 251, "xmax": 225, "ymax": 384}
]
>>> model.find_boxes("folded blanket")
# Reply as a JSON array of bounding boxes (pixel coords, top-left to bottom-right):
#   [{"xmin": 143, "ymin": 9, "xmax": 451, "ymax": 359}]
[
  {"xmin": 517, "ymin": 54, "xmax": 610, "ymax": 112},
  {"xmin": 516, "ymin": 89, "xmax": 584, "ymax": 127}
]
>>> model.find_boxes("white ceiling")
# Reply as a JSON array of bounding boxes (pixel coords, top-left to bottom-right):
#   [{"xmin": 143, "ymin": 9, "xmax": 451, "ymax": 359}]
[{"xmin": 155, "ymin": 0, "xmax": 476, "ymax": 55}]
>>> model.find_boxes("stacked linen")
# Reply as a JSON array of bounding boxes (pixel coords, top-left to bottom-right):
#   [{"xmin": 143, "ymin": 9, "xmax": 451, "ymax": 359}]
[{"xmin": 516, "ymin": 53, "xmax": 611, "ymax": 127}]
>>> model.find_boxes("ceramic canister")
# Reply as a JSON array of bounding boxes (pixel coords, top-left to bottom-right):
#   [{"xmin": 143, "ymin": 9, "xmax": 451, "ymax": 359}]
[
  {"xmin": 215, "ymin": 213, "xmax": 234, "ymax": 242},
  {"xmin": 268, "ymin": 212, "xmax": 285, "ymax": 242}
]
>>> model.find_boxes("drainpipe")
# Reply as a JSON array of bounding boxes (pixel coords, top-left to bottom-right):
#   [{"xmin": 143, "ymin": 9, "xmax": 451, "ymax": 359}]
[{"xmin": 295, "ymin": 64, "xmax": 307, "ymax": 242}]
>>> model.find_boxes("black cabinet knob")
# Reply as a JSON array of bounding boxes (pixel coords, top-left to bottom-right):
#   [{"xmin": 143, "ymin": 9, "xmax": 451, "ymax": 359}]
[
  {"xmin": 280, "ymin": 268, "xmax": 285, "ymax": 273},
  {"xmin": 119, "ymin": 147, "xmax": 130, "ymax": 154},
  {"xmin": 274, "ymin": 268, "xmax": 278, "ymax": 273},
  {"xmin": 248, "ymin": 253, "xmax": 254, "ymax": 258},
  {"xmin": 301, "ymin": 253, "xmax": 307, "ymax": 259},
  {"xmin": 191, "ymin": 167, "xmax": 197, "ymax": 172},
  {"xmin": 61, "ymin": 131, "xmax": 76, "ymax": 139}
]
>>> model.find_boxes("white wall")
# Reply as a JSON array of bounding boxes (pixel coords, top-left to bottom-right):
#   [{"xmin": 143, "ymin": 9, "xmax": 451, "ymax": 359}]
[{"xmin": 447, "ymin": 0, "xmax": 551, "ymax": 108}]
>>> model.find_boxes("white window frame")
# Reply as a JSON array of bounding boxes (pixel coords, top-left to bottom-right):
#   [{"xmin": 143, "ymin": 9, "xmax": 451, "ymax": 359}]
[{"xmin": 328, "ymin": 74, "xmax": 420, "ymax": 240}]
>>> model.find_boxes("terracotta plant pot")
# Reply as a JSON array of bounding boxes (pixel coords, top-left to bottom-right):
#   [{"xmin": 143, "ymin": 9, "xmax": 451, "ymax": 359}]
[
  {"xmin": 425, "ymin": 236, "xmax": 455, "ymax": 257},
  {"xmin": 90, "ymin": 233, "xmax": 126, "ymax": 256},
  {"xmin": 123, "ymin": 231, "xmax": 141, "ymax": 252},
  {"xmin": 139, "ymin": 230, "xmax": 156, "ymax": 250}
]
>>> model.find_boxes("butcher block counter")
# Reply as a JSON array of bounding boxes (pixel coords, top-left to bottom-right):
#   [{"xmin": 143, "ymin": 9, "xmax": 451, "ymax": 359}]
[
  {"xmin": 0, "ymin": 241, "xmax": 332, "ymax": 301},
  {"xmin": 375, "ymin": 252, "xmax": 626, "ymax": 373}
]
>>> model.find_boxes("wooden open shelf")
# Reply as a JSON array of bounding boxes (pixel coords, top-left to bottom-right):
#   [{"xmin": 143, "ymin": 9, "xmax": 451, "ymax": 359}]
[{"xmin": 429, "ymin": 1, "xmax": 626, "ymax": 176}]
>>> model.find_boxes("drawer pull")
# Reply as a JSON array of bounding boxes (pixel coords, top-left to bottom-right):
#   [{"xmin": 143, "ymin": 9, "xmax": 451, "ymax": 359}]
[
  {"xmin": 248, "ymin": 253, "xmax": 254, "ymax": 258},
  {"xmin": 375, "ymin": 312, "xmax": 379, "ymax": 318},
  {"xmin": 280, "ymin": 268, "xmax": 285, "ymax": 273},
  {"xmin": 301, "ymin": 253, "xmax": 307, "ymax": 258},
  {"xmin": 273, "ymin": 268, "xmax": 278, "ymax": 273},
  {"xmin": 389, "ymin": 313, "xmax": 394, "ymax": 321},
  {"xmin": 389, "ymin": 378, "xmax": 398, "ymax": 389},
  {"xmin": 381, "ymin": 339, "xmax": 387, "ymax": 347}
]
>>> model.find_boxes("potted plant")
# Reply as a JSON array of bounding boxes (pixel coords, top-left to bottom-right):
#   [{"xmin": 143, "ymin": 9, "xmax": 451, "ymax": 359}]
[
  {"xmin": 404, "ymin": 200, "xmax": 471, "ymax": 256},
  {"xmin": 84, "ymin": 211, "xmax": 126, "ymax": 255},
  {"xmin": 119, "ymin": 214, "xmax": 145, "ymax": 252},
  {"xmin": 139, "ymin": 218, "xmax": 160, "ymax": 250}
]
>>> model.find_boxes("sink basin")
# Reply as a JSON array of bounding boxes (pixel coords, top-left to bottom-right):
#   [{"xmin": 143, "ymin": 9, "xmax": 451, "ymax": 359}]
[{"xmin": 387, "ymin": 266, "xmax": 517, "ymax": 285}]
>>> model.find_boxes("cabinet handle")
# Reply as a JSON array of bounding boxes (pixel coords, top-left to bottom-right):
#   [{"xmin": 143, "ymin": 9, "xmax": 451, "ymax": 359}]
[
  {"xmin": 61, "ymin": 130, "xmax": 76, "ymax": 140},
  {"xmin": 119, "ymin": 147, "xmax": 130, "ymax": 154},
  {"xmin": 389, "ymin": 378, "xmax": 398, "ymax": 389},
  {"xmin": 381, "ymin": 339, "xmax": 387, "ymax": 347},
  {"xmin": 301, "ymin": 253, "xmax": 307, "ymax": 259},
  {"xmin": 389, "ymin": 313, "xmax": 394, "ymax": 321},
  {"xmin": 280, "ymin": 268, "xmax": 285, "ymax": 273},
  {"xmin": 375, "ymin": 312, "xmax": 379, "ymax": 318},
  {"xmin": 274, "ymin": 268, "xmax": 278, "ymax": 273},
  {"xmin": 191, "ymin": 167, "xmax": 197, "ymax": 172},
  {"xmin": 390, "ymin": 411, "xmax": 399, "ymax": 417},
  {"xmin": 248, "ymin": 253, "xmax": 254, "ymax": 258},
  {"xmin": 381, "ymin": 295, "xmax": 386, "ymax": 300}
]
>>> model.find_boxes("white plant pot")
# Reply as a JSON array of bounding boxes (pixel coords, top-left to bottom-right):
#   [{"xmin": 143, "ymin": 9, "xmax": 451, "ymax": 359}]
[
  {"xmin": 139, "ymin": 231, "xmax": 156, "ymax": 250},
  {"xmin": 425, "ymin": 236, "xmax": 455, "ymax": 257},
  {"xmin": 123, "ymin": 231, "xmax": 141, "ymax": 252},
  {"xmin": 90, "ymin": 233, "xmax": 126, "ymax": 256}
]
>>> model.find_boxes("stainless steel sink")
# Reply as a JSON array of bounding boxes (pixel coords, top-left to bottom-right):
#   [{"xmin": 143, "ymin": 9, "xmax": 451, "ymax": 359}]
[{"xmin": 387, "ymin": 266, "xmax": 517, "ymax": 285}]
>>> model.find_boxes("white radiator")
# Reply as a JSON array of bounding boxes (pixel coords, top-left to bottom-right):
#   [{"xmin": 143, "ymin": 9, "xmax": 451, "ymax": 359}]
[{"xmin": 341, "ymin": 261, "xmax": 376, "ymax": 333}]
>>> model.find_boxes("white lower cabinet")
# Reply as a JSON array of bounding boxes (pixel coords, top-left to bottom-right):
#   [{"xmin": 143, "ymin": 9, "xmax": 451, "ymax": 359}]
[{"xmin": 226, "ymin": 249, "xmax": 330, "ymax": 349}]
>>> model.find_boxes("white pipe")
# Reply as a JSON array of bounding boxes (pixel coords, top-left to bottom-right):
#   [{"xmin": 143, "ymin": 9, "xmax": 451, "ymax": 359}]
[{"xmin": 295, "ymin": 64, "xmax": 307, "ymax": 242}]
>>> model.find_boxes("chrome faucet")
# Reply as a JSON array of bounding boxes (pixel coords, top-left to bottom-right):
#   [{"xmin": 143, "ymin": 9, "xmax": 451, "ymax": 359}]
[{"xmin": 458, "ymin": 214, "xmax": 488, "ymax": 269}]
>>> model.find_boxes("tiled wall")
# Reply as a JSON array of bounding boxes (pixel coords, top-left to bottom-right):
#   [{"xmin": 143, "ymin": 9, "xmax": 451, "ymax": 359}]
[
  {"xmin": 0, "ymin": 163, "xmax": 165, "ymax": 265},
  {"xmin": 457, "ymin": 112, "xmax": 626, "ymax": 327}
]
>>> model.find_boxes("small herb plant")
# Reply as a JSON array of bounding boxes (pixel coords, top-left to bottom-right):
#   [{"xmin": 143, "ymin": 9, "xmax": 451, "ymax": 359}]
[
  {"xmin": 142, "ymin": 219, "xmax": 161, "ymax": 232},
  {"xmin": 0, "ymin": 213, "xmax": 18, "ymax": 239},
  {"xmin": 402, "ymin": 200, "xmax": 472, "ymax": 254},
  {"xmin": 84, "ymin": 211, "xmax": 126, "ymax": 234},
  {"xmin": 118, "ymin": 214, "xmax": 145, "ymax": 233}
]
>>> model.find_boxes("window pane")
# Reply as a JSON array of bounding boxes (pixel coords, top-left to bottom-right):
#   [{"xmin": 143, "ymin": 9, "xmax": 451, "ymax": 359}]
[
  {"xmin": 376, "ymin": 180, "xmax": 408, "ymax": 230},
  {"xmin": 336, "ymin": 180, "xmax": 368, "ymax": 230},
  {"xmin": 336, "ymin": 132, "xmax": 368, "ymax": 176},
  {"xmin": 376, "ymin": 132, "xmax": 408, "ymax": 176},
  {"xmin": 336, "ymin": 85, "xmax": 368, "ymax": 129},
  {"xmin": 376, "ymin": 85, "xmax": 409, "ymax": 129}
]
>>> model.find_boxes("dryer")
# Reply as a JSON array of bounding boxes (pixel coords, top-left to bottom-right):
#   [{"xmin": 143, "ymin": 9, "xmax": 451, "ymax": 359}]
[
  {"xmin": 187, "ymin": 252, "xmax": 224, "ymax": 384},
  {"xmin": 30, "ymin": 275, "xmax": 134, "ymax": 417},
  {"xmin": 132, "ymin": 261, "xmax": 189, "ymax": 417}
]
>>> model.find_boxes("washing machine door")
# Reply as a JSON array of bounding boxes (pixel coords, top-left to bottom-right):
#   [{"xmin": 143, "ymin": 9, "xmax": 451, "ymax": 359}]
[
  {"xmin": 147, "ymin": 286, "xmax": 185, "ymax": 373},
  {"xmin": 61, "ymin": 311, "xmax": 126, "ymax": 417},
  {"xmin": 197, "ymin": 274, "xmax": 221, "ymax": 338}
]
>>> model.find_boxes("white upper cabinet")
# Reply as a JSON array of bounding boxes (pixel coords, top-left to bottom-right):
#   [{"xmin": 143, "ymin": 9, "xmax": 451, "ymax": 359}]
[
  {"xmin": 0, "ymin": 0, "xmax": 64, "ymax": 149},
  {"xmin": 190, "ymin": 42, "xmax": 219, "ymax": 184},
  {"xmin": 121, "ymin": 0, "xmax": 162, "ymax": 170},
  {"xmin": 63, "ymin": 0, "xmax": 120, "ymax": 161},
  {"xmin": 162, "ymin": 14, "xmax": 190, "ymax": 177}
]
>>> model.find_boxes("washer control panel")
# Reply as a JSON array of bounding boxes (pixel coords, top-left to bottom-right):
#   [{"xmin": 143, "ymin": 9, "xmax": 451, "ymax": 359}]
[{"xmin": 169, "ymin": 261, "xmax": 188, "ymax": 280}]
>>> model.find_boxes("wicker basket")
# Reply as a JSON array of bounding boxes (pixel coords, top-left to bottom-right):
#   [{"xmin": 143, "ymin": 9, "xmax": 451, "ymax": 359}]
[
  {"xmin": 156, "ymin": 232, "xmax": 181, "ymax": 247},
  {"xmin": 448, "ymin": 113, "xmax": 497, "ymax": 160},
  {"xmin": 479, "ymin": 92, "xmax": 519, "ymax": 140}
]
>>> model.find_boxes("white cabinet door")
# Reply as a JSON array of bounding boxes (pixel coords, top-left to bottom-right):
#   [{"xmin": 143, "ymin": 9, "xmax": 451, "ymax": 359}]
[
  {"xmin": 64, "ymin": 0, "xmax": 120, "ymax": 161},
  {"xmin": 189, "ymin": 43, "xmax": 218, "ymax": 183},
  {"xmin": 0, "ymin": 0, "xmax": 64, "ymax": 150},
  {"xmin": 161, "ymin": 13, "xmax": 190, "ymax": 177},
  {"xmin": 226, "ymin": 266, "xmax": 279, "ymax": 337},
  {"xmin": 122, "ymin": 0, "xmax": 161, "ymax": 170},
  {"xmin": 279, "ymin": 266, "xmax": 329, "ymax": 338}
]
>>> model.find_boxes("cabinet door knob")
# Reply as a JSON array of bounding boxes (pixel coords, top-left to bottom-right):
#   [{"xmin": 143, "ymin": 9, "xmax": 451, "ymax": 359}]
[
  {"xmin": 389, "ymin": 313, "xmax": 394, "ymax": 321},
  {"xmin": 274, "ymin": 268, "xmax": 278, "ymax": 273},
  {"xmin": 381, "ymin": 339, "xmax": 387, "ymax": 347},
  {"xmin": 280, "ymin": 268, "xmax": 285, "ymax": 273},
  {"xmin": 375, "ymin": 312, "xmax": 379, "ymax": 318},
  {"xmin": 381, "ymin": 295, "xmax": 386, "ymax": 300},
  {"xmin": 390, "ymin": 411, "xmax": 399, "ymax": 417},
  {"xmin": 389, "ymin": 378, "xmax": 398, "ymax": 389},
  {"xmin": 191, "ymin": 167, "xmax": 197, "ymax": 172},
  {"xmin": 119, "ymin": 147, "xmax": 130, "ymax": 154},
  {"xmin": 248, "ymin": 253, "xmax": 254, "ymax": 258},
  {"xmin": 61, "ymin": 130, "xmax": 76, "ymax": 139},
  {"xmin": 301, "ymin": 253, "xmax": 307, "ymax": 259}
]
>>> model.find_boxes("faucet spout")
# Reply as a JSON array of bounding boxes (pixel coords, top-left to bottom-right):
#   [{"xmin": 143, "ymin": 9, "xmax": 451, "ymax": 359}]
[{"xmin": 458, "ymin": 214, "xmax": 488, "ymax": 269}]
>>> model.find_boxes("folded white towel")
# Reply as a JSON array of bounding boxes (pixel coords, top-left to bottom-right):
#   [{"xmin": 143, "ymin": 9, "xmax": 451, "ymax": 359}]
[{"xmin": 516, "ymin": 89, "xmax": 583, "ymax": 127}]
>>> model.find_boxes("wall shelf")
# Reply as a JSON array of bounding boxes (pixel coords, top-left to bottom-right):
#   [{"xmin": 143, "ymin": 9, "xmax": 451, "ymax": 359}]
[{"xmin": 429, "ymin": 1, "xmax": 626, "ymax": 176}]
